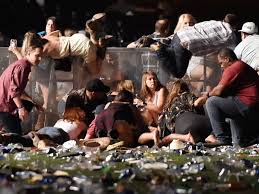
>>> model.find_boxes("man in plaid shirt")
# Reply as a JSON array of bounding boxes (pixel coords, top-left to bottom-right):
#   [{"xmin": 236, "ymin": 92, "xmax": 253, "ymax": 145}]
[{"xmin": 153, "ymin": 14, "xmax": 238, "ymax": 78}]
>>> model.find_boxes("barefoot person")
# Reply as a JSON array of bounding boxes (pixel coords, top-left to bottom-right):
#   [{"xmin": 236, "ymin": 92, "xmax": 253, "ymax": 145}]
[
  {"xmin": 195, "ymin": 48, "xmax": 259, "ymax": 147},
  {"xmin": 0, "ymin": 107, "xmax": 88, "ymax": 148},
  {"xmin": 157, "ymin": 79, "xmax": 213, "ymax": 146},
  {"xmin": 10, "ymin": 14, "xmax": 109, "ymax": 76}
]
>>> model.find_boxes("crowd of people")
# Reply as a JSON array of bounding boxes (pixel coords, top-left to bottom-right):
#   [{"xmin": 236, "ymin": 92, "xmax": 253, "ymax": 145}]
[{"xmin": 0, "ymin": 10, "xmax": 259, "ymax": 150}]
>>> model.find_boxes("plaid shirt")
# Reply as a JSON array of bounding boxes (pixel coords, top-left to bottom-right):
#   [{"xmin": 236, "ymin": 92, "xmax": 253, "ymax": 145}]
[{"xmin": 177, "ymin": 20, "xmax": 237, "ymax": 56}]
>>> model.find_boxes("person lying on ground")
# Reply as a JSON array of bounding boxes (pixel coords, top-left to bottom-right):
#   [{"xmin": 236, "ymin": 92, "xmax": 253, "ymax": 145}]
[{"xmin": 0, "ymin": 107, "xmax": 88, "ymax": 149}]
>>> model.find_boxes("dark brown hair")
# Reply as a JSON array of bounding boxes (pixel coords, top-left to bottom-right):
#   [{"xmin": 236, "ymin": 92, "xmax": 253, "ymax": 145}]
[
  {"xmin": 218, "ymin": 48, "xmax": 238, "ymax": 62},
  {"xmin": 164, "ymin": 79, "xmax": 190, "ymax": 109}
]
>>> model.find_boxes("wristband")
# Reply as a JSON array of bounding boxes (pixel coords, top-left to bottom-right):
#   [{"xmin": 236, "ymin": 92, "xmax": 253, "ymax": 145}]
[{"xmin": 207, "ymin": 93, "xmax": 210, "ymax": 98}]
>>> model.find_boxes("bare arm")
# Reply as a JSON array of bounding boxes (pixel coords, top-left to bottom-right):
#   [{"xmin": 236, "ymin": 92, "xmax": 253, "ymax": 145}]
[
  {"xmin": 209, "ymin": 84, "xmax": 225, "ymax": 96},
  {"xmin": 145, "ymin": 87, "xmax": 168, "ymax": 114},
  {"xmin": 21, "ymin": 91, "xmax": 44, "ymax": 112},
  {"xmin": 9, "ymin": 46, "xmax": 23, "ymax": 59},
  {"xmin": 194, "ymin": 84, "xmax": 225, "ymax": 107},
  {"xmin": 13, "ymin": 95, "xmax": 29, "ymax": 121}
]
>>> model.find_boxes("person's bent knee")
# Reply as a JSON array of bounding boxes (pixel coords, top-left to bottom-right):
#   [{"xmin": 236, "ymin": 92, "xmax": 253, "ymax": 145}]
[{"xmin": 205, "ymin": 96, "xmax": 220, "ymax": 110}]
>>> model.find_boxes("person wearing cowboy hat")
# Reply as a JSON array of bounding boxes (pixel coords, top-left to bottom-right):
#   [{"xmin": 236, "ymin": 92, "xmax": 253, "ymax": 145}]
[
  {"xmin": 234, "ymin": 22, "xmax": 259, "ymax": 74},
  {"xmin": 85, "ymin": 13, "xmax": 114, "ymax": 48}
]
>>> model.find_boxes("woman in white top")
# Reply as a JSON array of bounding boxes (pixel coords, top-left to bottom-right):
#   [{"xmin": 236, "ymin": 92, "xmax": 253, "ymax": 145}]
[
  {"xmin": 136, "ymin": 71, "xmax": 168, "ymax": 126},
  {"xmin": 53, "ymin": 107, "xmax": 87, "ymax": 140},
  {"xmin": 0, "ymin": 107, "xmax": 87, "ymax": 148}
]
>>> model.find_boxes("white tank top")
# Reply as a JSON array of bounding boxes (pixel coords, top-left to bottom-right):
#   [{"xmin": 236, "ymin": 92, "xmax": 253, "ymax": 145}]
[{"xmin": 54, "ymin": 119, "xmax": 84, "ymax": 140}]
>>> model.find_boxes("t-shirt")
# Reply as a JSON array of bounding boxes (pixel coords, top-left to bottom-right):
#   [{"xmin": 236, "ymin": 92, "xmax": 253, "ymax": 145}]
[
  {"xmin": 219, "ymin": 60, "xmax": 259, "ymax": 106},
  {"xmin": 234, "ymin": 35, "xmax": 259, "ymax": 71}
]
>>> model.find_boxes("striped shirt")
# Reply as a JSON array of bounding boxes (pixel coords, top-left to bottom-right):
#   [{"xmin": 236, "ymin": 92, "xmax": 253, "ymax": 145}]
[{"xmin": 177, "ymin": 20, "xmax": 237, "ymax": 56}]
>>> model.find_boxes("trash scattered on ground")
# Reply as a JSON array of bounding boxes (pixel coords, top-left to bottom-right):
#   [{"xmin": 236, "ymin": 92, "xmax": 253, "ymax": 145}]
[{"xmin": 0, "ymin": 142, "xmax": 259, "ymax": 194}]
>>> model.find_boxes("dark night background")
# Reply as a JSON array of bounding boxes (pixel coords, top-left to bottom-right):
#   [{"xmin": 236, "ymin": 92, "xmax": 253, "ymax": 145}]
[{"xmin": 0, "ymin": 0, "xmax": 258, "ymax": 47}]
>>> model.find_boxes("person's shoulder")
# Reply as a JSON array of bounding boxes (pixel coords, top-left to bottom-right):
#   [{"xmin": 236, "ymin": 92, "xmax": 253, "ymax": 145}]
[
  {"xmin": 195, "ymin": 20, "xmax": 218, "ymax": 27},
  {"xmin": 247, "ymin": 34, "xmax": 259, "ymax": 41},
  {"xmin": 158, "ymin": 86, "xmax": 168, "ymax": 93},
  {"xmin": 227, "ymin": 60, "xmax": 246, "ymax": 71},
  {"xmin": 69, "ymin": 88, "xmax": 85, "ymax": 95},
  {"xmin": 49, "ymin": 30, "xmax": 62, "ymax": 37},
  {"xmin": 13, "ymin": 58, "xmax": 31, "ymax": 68}
]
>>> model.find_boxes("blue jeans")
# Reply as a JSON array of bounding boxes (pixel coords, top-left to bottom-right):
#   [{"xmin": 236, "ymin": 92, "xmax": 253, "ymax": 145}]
[
  {"xmin": 37, "ymin": 127, "xmax": 70, "ymax": 144},
  {"xmin": 205, "ymin": 96, "xmax": 256, "ymax": 145},
  {"xmin": 156, "ymin": 34, "xmax": 192, "ymax": 78},
  {"xmin": 2, "ymin": 127, "xmax": 70, "ymax": 147}
]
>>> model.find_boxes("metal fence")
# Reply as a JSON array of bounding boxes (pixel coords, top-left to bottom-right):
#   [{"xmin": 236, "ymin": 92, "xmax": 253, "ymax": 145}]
[{"xmin": 0, "ymin": 47, "xmax": 220, "ymax": 131}]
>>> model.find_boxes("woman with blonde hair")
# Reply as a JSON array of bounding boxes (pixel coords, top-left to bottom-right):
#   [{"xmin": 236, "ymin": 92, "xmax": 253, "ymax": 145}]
[
  {"xmin": 116, "ymin": 79, "xmax": 135, "ymax": 93},
  {"xmin": 173, "ymin": 13, "xmax": 196, "ymax": 34},
  {"xmin": 135, "ymin": 71, "xmax": 168, "ymax": 125}
]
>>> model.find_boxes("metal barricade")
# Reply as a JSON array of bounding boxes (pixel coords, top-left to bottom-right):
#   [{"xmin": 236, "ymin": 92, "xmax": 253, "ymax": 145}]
[{"xmin": 0, "ymin": 47, "xmax": 220, "ymax": 131}]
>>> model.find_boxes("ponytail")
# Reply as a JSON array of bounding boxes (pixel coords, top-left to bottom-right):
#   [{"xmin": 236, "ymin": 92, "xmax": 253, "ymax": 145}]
[{"xmin": 22, "ymin": 31, "xmax": 47, "ymax": 56}]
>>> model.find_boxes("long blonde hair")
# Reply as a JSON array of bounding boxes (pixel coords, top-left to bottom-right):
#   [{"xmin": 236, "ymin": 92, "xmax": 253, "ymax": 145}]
[
  {"xmin": 174, "ymin": 13, "xmax": 197, "ymax": 34},
  {"xmin": 140, "ymin": 71, "xmax": 163, "ymax": 99},
  {"xmin": 116, "ymin": 80, "xmax": 135, "ymax": 94},
  {"xmin": 164, "ymin": 79, "xmax": 190, "ymax": 109},
  {"xmin": 21, "ymin": 31, "xmax": 46, "ymax": 56}
]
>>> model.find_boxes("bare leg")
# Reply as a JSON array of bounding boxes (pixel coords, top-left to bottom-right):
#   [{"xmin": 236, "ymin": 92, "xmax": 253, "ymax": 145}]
[
  {"xmin": 153, "ymin": 128, "xmax": 162, "ymax": 147},
  {"xmin": 161, "ymin": 132, "xmax": 195, "ymax": 146},
  {"xmin": 138, "ymin": 129, "xmax": 161, "ymax": 146},
  {"xmin": 205, "ymin": 134, "xmax": 217, "ymax": 143},
  {"xmin": 140, "ymin": 109, "xmax": 154, "ymax": 126},
  {"xmin": 39, "ymin": 84, "xmax": 49, "ymax": 110},
  {"xmin": 189, "ymin": 64, "xmax": 215, "ymax": 94}
]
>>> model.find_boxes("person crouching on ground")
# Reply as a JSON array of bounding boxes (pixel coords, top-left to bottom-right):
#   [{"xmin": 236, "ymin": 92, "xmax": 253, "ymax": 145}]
[{"xmin": 0, "ymin": 33, "xmax": 45, "ymax": 135}]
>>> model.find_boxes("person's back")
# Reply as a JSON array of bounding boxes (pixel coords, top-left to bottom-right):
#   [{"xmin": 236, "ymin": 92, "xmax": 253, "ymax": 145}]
[
  {"xmin": 177, "ymin": 20, "xmax": 236, "ymax": 56},
  {"xmin": 153, "ymin": 14, "xmax": 238, "ymax": 78},
  {"xmin": 220, "ymin": 60, "xmax": 259, "ymax": 106},
  {"xmin": 127, "ymin": 18, "xmax": 171, "ymax": 48},
  {"xmin": 234, "ymin": 34, "xmax": 259, "ymax": 71}
]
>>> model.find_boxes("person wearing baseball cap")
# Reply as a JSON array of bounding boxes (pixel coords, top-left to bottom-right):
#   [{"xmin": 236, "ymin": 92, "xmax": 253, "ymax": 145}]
[
  {"xmin": 234, "ymin": 22, "xmax": 259, "ymax": 73},
  {"xmin": 85, "ymin": 78, "xmax": 110, "ymax": 93},
  {"xmin": 238, "ymin": 22, "xmax": 258, "ymax": 34},
  {"xmin": 58, "ymin": 78, "xmax": 110, "ymax": 125}
]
